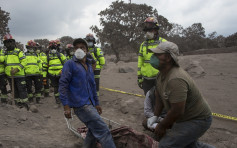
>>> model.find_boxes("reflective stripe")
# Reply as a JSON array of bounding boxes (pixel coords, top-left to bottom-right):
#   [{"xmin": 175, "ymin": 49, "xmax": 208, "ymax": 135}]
[
  {"xmin": 95, "ymin": 68, "xmax": 101, "ymax": 70},
  {"xmin": 94, "ymin": 75, "xmax": 100, "ymax": 78},
  {"xmin": 138, "ymin": 53, "xmax": 143, "ymax": 57},
  {"xmin": 54, "ymin": 93, "xmax": 60, "ymax": 97},
  {"xmin": 28, "ymin": 94, "xmax": 33, "ymax": 98},
  {"xmin": 19, "ymin": 56, "xmax": 26, "ymax": 60},
  {"xmin": 6, "ymin": 63, "xmax": 24, "ymax": 69},
  {"xmin": 143, "ymin": 76, "xmax": 156, "ymax": 80},
  {"xmin": 34, "ymin": 93, "xmax": 41, "ymax": 97},
  {"xmin": 49, "ymin": 64, "xmax": 62, "ymax": 67},
  {"xmin": 144, "ymin": 60, "xmax": 150, "ymax": 63},
  {"xmin": 98, "ymin": 55, "xmax": 103, "ymax": 58},
  {"xmin": 138, "ymin": 67, "xmax": 141, "ymax": 71},
  {"xmin": 27, "ymin": 63, "xmax": 38, "ymax": 66}
]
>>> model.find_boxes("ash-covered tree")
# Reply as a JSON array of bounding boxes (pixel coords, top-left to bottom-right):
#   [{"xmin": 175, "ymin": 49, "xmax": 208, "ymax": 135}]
[
  {"xmin": 59, "ymin": 36, "xmax": 74, "ymax": 48},
  {"xmin": 225, "ymin": 32, "xmax": 237, "ymax": 47},
  {"xmin": 90, "ymin": 0, "xmax": 172, "ymax": 62},
  {"xmin": 182, "ymin": 23, "xmax": 206, "ymax": 52},
  {"xmin": 0, "ymin": 7, "xmax": 11, "ymax": 43}
]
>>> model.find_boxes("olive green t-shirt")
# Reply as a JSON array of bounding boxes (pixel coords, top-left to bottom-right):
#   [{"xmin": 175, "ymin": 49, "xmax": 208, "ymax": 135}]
[{"xmin": 156, "ymin": 67, "xmax": 211, "ymax": 122}]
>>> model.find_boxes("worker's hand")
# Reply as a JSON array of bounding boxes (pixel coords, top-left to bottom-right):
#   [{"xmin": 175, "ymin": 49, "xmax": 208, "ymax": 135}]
[
  {"xmin": 10, "ymin": 68, "xmax": 19, "ymax": 76},
  {"xmin": 137, "ymin": 79, "xmax": 143, "ymax": 89},
  {"xmin": 43, "ymin": 78, "xmax": 47, "ymax": 85},
  {"xmin": 154, "ymin": 122, "xmax": 167, "ymax": 141},
  {"xmin": 64, "ymin": 105, "xmax": 72, "ymax": 118},
  {"xmin": 147, "ymin": 116, "xmax": 158, "ymax": 129},
  {"xmin": 95, "ymin": 105, "xmax": 102, "ymax": 115}
]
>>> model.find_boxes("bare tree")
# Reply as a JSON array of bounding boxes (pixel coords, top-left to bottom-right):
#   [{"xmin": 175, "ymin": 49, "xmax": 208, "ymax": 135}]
[{"xmin": 0, "ymin": 7, "xmax": 11, "ymax": 43}]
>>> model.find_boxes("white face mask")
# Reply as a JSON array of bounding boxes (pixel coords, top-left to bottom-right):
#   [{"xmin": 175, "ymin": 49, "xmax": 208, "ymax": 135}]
[
  {"xmin": 88, "ymin": 42, "xmax": 94, "ymax": 47},
  {"xmin": 69, "ymin": 51, "xmax": 74, "ymax": 56},
  {"xmin": 145, "ymin": 32, "xmax": 155, "ymax": 39},
  {"xmin": 29, "ymin": 49, "xmax": 34, "ymax": 53},
  {"xmin": 74, "ymin": 48, "xmax": 86, "ymax": 60},
  {"xmin": 36, "ymin": 49, "xmax": 40, "ymax": 54},
  {"xmin": 51, "ymin": 49, "xmax": 57, "ymax": 54}
]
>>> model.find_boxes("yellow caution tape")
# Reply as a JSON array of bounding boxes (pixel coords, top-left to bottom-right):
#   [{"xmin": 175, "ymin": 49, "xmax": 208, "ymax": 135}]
[{"xmin": 100, "ymin": 86, "xmax": 237, "ymax": 122}]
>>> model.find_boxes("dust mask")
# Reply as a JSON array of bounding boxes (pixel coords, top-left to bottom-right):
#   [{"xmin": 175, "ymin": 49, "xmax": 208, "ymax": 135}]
[
  {"xmin": 88, "ymin": 42, "xmax": 94, "ymax": 48},
  {"xmin": 51, "ymin": 49, "xmax": 57, "ymax": 54},
  {"xmin": 145, "ymin": 32, "xmax": 154, "ymax": 39},
  {"xmin": 150, "ymin": 54, "xmax": 160, "ymax": 69},
  {"xmin": 75, "ymin": 48, "xmax": 86, "ymax": 60}
]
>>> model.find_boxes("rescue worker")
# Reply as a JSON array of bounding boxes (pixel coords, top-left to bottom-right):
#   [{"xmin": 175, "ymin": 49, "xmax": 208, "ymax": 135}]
[
  {"xmin": 85, "ymin": 33, "xmax": 105, "ymax": 97},
  {"xmin": 35, "ymin": 43, "xmax": 49, "ymax": 97},
  {"xmin": 3, "ymin": 34, "xmax": 29, "ymax": 109},
  {"xmin": 0, "ymin": 47, "xmax": 8, "ymax": 103},
  {"xmin": 65, "ymin": 44, "xmax": 74, "ymax": 60},
  {"xmin": 45, "ymin": 40, "xmax": 66, "ymax": 107},
  {"xmin": 25, "ymin": 40, "xmax": 42, "ymax": 103},
  {"xmin": 137, "ymin": 17, "xmax": 167, "ymax": 95}
]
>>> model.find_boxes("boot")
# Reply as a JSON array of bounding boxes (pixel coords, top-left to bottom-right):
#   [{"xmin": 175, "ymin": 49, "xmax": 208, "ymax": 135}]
[
  {"xmin": 44, "ymin": 92, "xmax": 49, "ymax": 97},
  {"xmin": 54, "ymin": 97, "xmax": 61, "ymax": 108},
  {"xmin": 1, "ymin": 98, "xmax": 8, "ymax": 104},
  {"xmin": 36, "ymin": 97, "xmax": 41, "ymax": 104},
  {"xmin": 22, "ymin": 102, "xmax": 29, "ymax": 111},
  {"xmin": 28, "ymin": 97, "xmax": 34, "ymax": 103}
]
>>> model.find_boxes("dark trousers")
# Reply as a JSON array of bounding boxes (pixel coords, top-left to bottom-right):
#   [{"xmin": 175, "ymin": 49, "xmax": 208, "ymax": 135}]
[
  {"xmin": 48, "ymin": 74, "xmax": 60, "ymax": 103},
  {"xmin": 26, "ymin": 75, "xmax": 42, "ymax": 97},
  {"xmin": 8, "ymin": 77, "xmax": 28, "ymax": 101},
  {"xmin": 94, "ymin": 70, "xmax": 101, "ymax": 92},
  {"xmin": 142, "ymin": 78, "xmax": 156, "ymax": 95},
  {"xmin": 0, "ymin": 74, "xmax": 8, "ymax": 95}
]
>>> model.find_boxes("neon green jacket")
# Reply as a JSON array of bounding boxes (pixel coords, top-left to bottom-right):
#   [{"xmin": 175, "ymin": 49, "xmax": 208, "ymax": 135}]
[
  {"xmin": 4, "ymin": 48, "xmax": 27, "ymax": 77},
  {"xmin": 25, "ymin": 52, "xmax": 42, "ymax": 76},
  {"xmin": 45, "ymin": 52, "xmax": 66, "ymax": 76},
  {"xmin": 0, "ymin": 49, "xmax": 5, "ymax": 74},
  {"xmin": 137, "ymin": 37, "xmax": 166, "ymax": 80},
  {"xmin": 38, "ymin": 52, "xmax": 47, "ymax": 77},
  {"xmin": 88, "ymin": 47, "xmax": 105, "ymax": 70}
]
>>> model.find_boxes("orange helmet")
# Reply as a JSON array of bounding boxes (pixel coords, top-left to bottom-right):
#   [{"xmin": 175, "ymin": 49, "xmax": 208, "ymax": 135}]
[
  {"xmin": 143, "ymin": 17, "xmax": 160, "ymax": 31},
  {"xmin": 55, "ymin": 39, "xmax": 61, "ymax": 46},
  {"xmin": 85, "ymin": 33, "xmax": 96, "ymax": 43},
  {"xmin": 25, "ymin": 40, "xmax": 36, "ymax": 48},
  {"xmin": 48, "ymin": 40, "xmax": 57, "ymax": 49},
  {"xmin": 3, "ymin": 34, "xmax": 15, "ymax": 44},
  {"xmin": 66, "ymin": 44, "xmax": 73, "ymax": 49}
]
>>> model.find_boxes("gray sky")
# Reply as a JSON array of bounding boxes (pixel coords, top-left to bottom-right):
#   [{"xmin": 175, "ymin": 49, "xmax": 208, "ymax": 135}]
[{"xmin": 1, "ymin": 0, "xmax": 237, "ymax": 45}]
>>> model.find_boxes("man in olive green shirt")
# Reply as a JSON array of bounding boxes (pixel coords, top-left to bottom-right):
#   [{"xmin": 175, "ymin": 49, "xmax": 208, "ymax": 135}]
[{"xmin": 148, "ymin": 41, "xmax": 214, "ymax": 148}]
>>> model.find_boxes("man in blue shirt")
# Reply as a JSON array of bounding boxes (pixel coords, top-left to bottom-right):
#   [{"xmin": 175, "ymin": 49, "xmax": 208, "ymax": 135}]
[{"xmin": 59, "ymin": 38, "xmax": 115, "ymax": 148}]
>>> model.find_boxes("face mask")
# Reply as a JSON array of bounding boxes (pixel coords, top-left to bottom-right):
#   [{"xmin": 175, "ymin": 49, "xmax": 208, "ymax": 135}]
[
  {"xmin": 69, "ymin": 51, "xmax": 74, "ymax": 56},
  {"xmin": 36, "ymin": 49, "xmax": 40, "ymax": 53},
  {"xmin": 150, "ymin": 54, "xmax": 160, "ymax": 69},
  {"xmin": 51, "ymin": 49, "xmax": 57, "ymax": 54},
  {"xmin": 145, "ymin": 32, "xmax": 154, "ymax": 39},
  {"xmin": 88, "ymin": 42, "xmax": 94, "ymax": 47},
  {"xmin": 74, "ymin": 48, "xmax": 86, "ymax": 60},
  {"xmin": 29, "ymin": 49, "xmax": 34, "ymax": 53}
]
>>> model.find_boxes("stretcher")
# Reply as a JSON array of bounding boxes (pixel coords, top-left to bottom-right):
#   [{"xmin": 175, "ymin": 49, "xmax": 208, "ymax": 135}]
[
  {"xmin": 65, "ymin": 114, "xmax": 159, "ymax": 147},
  {"xmin": 65, "ymin": 115, "xmax": 121, "ymax": 140}
]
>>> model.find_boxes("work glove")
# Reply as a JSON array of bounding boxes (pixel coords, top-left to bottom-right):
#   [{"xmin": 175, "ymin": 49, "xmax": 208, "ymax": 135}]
[
  {"xmin": 137, "ymin": 77, "xmax": 143, "ymax": 89},
  {"xmin": 147, "ymin": 116, "xmax": 158, "ymax": 129},
  {"xmin": 64, "ymin": 105, "xmax": 72, "ymax": 119},
  {"xmin": 43, "ymin": 78, "xmax": 47, "ymax": 85},
  {"xmin": 10, "ymin": 68, "xmax": 19, "ymax": 76}
]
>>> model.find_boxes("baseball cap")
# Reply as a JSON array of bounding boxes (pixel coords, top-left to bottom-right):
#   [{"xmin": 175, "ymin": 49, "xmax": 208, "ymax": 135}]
[{"xmin": 150, "ymin": 41, "xmax": 180, "ymax": 66}]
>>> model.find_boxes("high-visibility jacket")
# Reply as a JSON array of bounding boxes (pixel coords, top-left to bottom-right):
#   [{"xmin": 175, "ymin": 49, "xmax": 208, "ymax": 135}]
[
  {"xmin": 37, "ymin": 52, "xmax": 47, "ymax": 77},
  {"xmin": 4, "ymin": 48, "xmax": 27, "ymax": 77},
  {"xmin": 88, "ymin": 47, "xmax": 105, "ymax": 70},
  {"xmin": 137, "ymin": 37, "xmax": 166, "ymax": 80},
  {"xmin": 25, "ymin": 52, "xmax": 42, "ymax": 76},
  {"xmin": 0, "ymin": 49, "xmax": 5, "ymax": 74},
  {"xmin": 66, "ymin": 55, "xmax": 73, "ymax": 60},
  {"xmin": 45, "ymin": 52, "xmax": 66, "ymax": 76}
]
